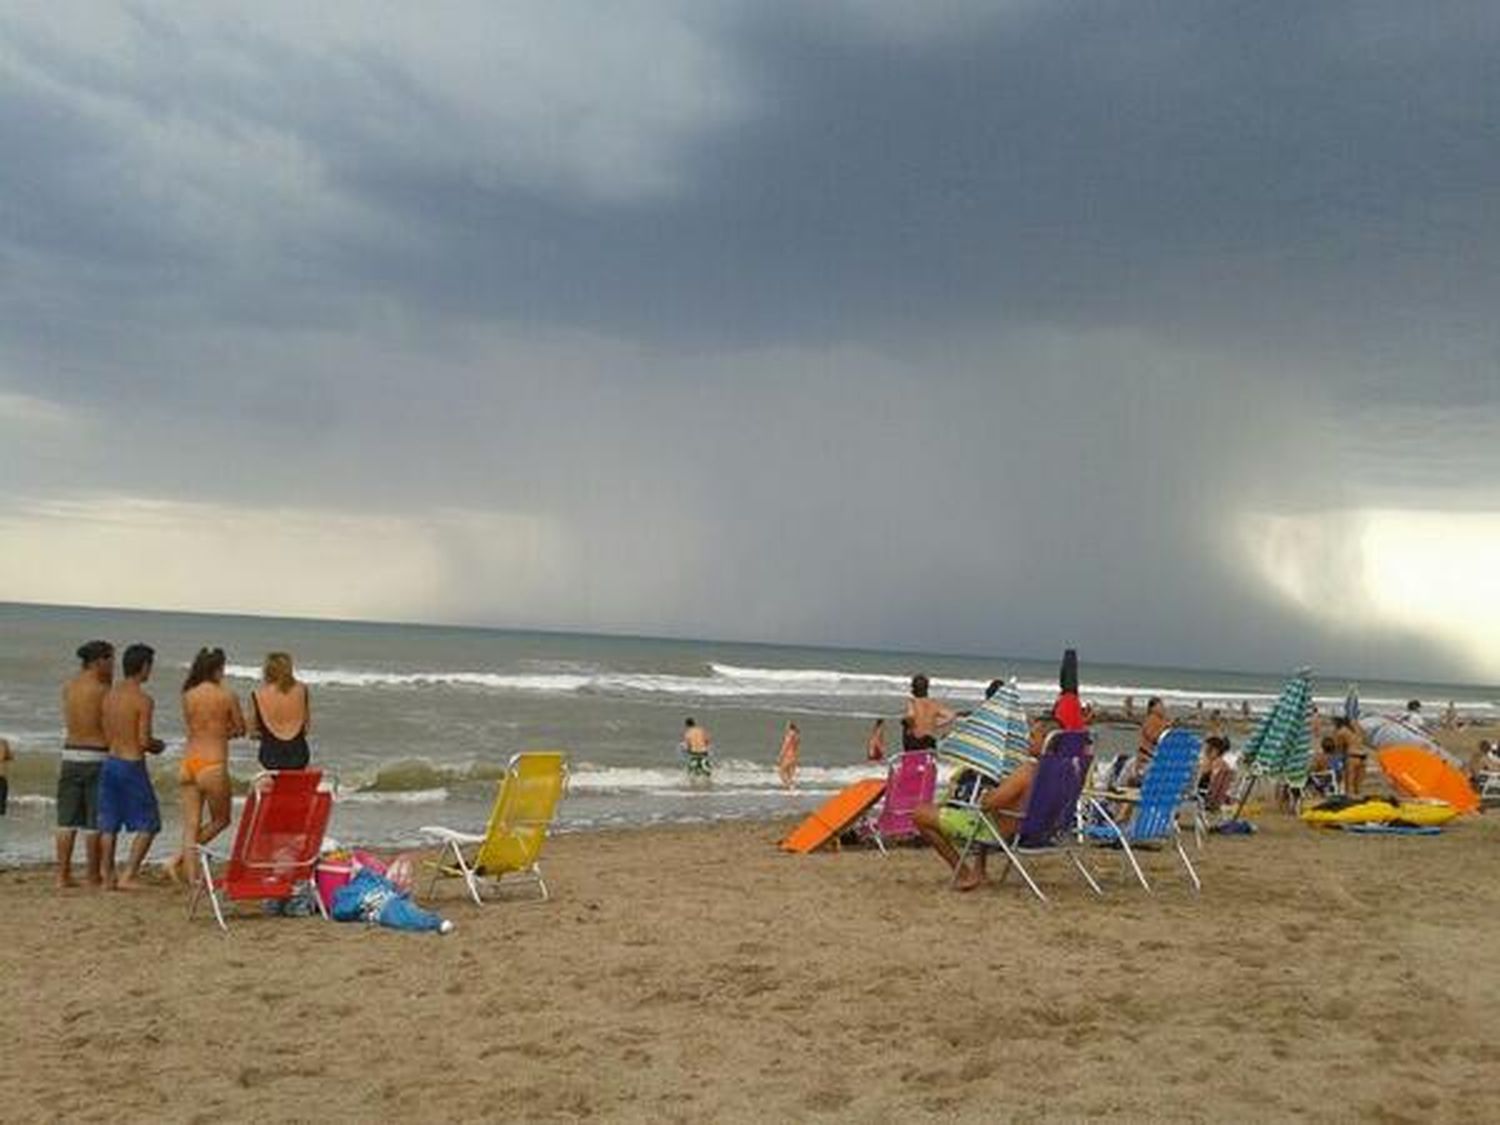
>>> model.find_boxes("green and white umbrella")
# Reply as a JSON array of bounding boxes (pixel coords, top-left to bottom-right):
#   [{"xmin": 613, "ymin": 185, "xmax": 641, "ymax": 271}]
[{"xmin": 1233, "ymin": 667, "xmax": 1314, "ymax": 815}]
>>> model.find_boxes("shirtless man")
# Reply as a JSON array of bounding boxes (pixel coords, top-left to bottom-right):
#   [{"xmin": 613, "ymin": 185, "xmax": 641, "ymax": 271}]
[
  {"xmin": 172, "ymin": 647, "xmax": 245, "ymax": 882},
  {"xmin": 99, "ymin": 644, "xmax": 166, "ymax": 889},
  {"xmin": 684, "ymin": 723, "xmax": 711, "ymax": 774},
  {"xmin": 1129, "ymin": 697, "xmax": 1170, "ymax": 784},
  {"xmin": 58, "ymin": 640, "xmax": 115, "ymax": 887},
  {"xmin": 903, "ymin": 674, "xmax": 955, "ymax": 751},
  {"xmin": 912, "ymin": 714, "xmax": 1059, "ymax": 891}
]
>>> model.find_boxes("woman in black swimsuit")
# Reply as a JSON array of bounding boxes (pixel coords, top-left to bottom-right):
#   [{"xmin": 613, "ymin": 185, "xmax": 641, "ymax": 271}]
[{"xmin": 248, "ymin": 652, "xmax": 311, "ymax": 771}]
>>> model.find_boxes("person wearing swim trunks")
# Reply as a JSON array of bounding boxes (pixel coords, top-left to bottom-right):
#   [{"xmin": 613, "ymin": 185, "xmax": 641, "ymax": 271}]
[
  {"xmin": 170, "ymin": 647, "xmax": 245, "ymax": 884},
  {"xmin": 903, "ymin": 674, "xmax": 955, "ymax": 751},
  {"xmin": 247, "ymin": 651, "xmax": 311, "ymax": 771},
  {"xmin": 1333, "ymin": 716, "xmax": 1367, "ymax": 795},
  {"xmin": 680, "ymin": 717, "xmax": 712, "ymax": 775},
  {"xmin": 99, "ymin": 643, "xmax": 166, "ymax": 890},
  {"xmin": 57, "ymin": 639, "xmax": 115, "ymax": 888},
  {"xmin": 911, "ymin": 714, "xmax": 1059, "ymax": 891}
]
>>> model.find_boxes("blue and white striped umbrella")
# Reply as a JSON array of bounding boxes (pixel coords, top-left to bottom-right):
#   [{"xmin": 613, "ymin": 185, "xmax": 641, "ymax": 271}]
[{"xmin": 937, "ymin": 678, "xmax": 1030, "ymax": 781}]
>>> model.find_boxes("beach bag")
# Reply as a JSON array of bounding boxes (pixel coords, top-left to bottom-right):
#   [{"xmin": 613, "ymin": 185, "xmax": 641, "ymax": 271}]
[{"xmin": 331, "ymin": 868, "xmax": 451, "ymax": 933}]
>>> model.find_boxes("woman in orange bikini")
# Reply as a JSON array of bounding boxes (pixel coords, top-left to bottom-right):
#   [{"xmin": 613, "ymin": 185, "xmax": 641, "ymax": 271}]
[{"xmin": 170, "ymin": 647, "xmax": 245, "ymax": 883}]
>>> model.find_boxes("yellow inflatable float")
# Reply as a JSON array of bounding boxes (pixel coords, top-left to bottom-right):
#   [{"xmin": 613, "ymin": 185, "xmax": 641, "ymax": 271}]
[{"xmin": 1301, "ymin": 796, "xmax": 1457, "ymax": 828}]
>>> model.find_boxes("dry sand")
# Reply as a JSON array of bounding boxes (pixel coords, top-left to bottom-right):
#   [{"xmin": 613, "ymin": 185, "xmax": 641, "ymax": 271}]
[{"xmin": 4, "ymin": 795, "xmax": 1500, "ymax": 1124}]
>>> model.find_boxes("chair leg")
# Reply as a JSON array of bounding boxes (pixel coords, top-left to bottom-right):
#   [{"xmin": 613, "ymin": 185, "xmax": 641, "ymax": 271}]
[
  {"xmin": 449, "ymin": 842, "xmax": 484, "ymax": 906},
  {"xmin": 1115, "ymin": 838, "xmax": 1151, "ymax": 892},
  {"xmin": 1067, "ymin": 848, "xmax": 1104, "ymax": 896},
  {"xmin": 994, "ymin": 839, "xmax": 1046, "ymax": 903},
  {"xmin": 1174, "ymin": 832, "xmax": 1202, "ymax": 893},
  {"xmin": 197, "ymin": 848, "xmax": 228, "ymax": 932},
  {"xmin": 952, "ymin": 831, "xmax": 977, "ymax": 888}
]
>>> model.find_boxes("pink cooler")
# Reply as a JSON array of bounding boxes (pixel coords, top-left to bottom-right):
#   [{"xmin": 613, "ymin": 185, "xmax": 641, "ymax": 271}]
[{"xmin": 314, "ymin": 859, "xmax": 354, "ymax": 913}]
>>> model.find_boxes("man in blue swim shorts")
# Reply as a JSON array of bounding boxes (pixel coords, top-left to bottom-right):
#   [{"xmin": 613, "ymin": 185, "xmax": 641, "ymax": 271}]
[{"xmin": 98, "ymin": 643, "xmax": 166, "ymax": 890}]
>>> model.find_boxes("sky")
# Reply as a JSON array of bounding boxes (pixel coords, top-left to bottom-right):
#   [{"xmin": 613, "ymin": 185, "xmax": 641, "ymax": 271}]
[{"xmin": 1, "ymin": 2, "xmax": 1497, "ymax": 684}]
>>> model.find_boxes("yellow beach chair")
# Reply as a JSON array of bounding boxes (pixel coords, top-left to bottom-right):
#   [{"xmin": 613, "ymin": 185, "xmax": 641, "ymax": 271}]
[{"xmin": 420, "ymin": 751, "xmax": 568, "ymax": 904}]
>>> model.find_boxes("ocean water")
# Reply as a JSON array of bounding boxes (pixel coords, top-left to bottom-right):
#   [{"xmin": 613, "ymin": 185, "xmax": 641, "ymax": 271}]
[{"xmin": 1, "ymin": 601, "xmax": 1494, "ymax": 864}]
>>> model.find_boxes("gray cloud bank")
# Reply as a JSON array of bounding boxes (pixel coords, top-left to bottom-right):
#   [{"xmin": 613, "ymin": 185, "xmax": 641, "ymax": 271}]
[{"xmin": 1, "ymin": 3, "xmax": 1497, "ymax": 682}]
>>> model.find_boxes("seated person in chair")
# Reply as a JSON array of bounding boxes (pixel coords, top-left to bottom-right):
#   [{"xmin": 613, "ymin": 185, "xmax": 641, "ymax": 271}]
[{"xmin": 911, "ymin": 714, "xmax": 1059, "ymax": 892}]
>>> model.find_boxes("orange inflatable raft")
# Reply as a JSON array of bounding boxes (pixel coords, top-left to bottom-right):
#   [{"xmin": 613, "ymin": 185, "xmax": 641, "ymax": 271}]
[
  {"xmin": 780, "ymin": 778, "xmax": 887, "ymax": 854},
  {"xmin": 1377, "ymin": 746, "xmax": 1479, "ymax": 815}
]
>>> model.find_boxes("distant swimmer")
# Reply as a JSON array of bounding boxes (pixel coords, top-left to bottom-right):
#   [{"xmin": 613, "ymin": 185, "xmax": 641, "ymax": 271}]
[
  {"xmin": 777, "ymin": 721, "xmax": 800, "ymax": 789},
  {"xmin": 681, "ymin": 717, "xmax": 712, "ymax": 777},
  {"xmin": 98, "ymin": 644, "xmax": 166, "ymax": 890},
  {"xmin": 58, "ymin": 639, "xmax": 115, "ymax": 888},
  {"xmin": 903, "ymin": 674, "xmax": 955, "ymax": 752},
  {"xmin": 866, "ymin": 718, "xmax": 886, "ymax": 763},
  {"xmin": 171, "ymin": 648, "xmax": 245, "ymax": 884}
]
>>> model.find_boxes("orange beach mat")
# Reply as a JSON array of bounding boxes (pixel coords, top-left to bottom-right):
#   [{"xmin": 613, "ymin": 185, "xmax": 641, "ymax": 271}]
[
  {"xmin": 779, "ymin": 778, "xmax": 887, "ymax": 854},
  {"xmin": 1377, "ymin": 746, "xmax": 1479, "ymax": 815}
]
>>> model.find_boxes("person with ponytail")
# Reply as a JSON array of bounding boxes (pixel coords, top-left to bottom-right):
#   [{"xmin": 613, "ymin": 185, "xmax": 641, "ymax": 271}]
[{"xmin": 169, "ymin": 647, "xmax": 244, "ymax": 883}]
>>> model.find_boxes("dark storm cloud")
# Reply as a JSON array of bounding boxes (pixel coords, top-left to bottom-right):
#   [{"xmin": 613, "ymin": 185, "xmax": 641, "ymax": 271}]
[{"xmin": 0, "ymin": 3, "xmax": 1496, "ymax": 681}]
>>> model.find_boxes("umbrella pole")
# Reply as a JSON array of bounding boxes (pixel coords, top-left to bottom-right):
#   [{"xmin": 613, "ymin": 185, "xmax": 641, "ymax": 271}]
[{"xmin": 1231, "ymin": 772, "xmax": 1260, "ymax": 821}]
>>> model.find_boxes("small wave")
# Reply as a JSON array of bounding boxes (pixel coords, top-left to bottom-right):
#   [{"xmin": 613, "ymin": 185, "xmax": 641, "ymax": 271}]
[
  {"xmin": 336, "ymin": 755, "xmax": 883, "ymax": 796},
  {"xmin": 217, "ymin": 660, "xmax": 1497, "ymax": 719},
  {"xmin": 338, "ymin": 787, "xmax": 450, "ymax": 806}
]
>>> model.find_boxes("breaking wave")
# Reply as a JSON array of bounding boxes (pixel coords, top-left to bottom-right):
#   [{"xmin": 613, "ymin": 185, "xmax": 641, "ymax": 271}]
[{"xmin": 222, "ymin": 659, "xmax": 1496, "ymax": 717}]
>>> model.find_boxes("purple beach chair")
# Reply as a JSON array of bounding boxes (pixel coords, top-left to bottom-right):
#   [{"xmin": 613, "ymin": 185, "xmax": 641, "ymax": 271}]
[
  {"xmin": 950, "ymin": 730, "xmax": 1102, "ymax": 902},
  {"xmin": 867, "ymin": 751, "xmax": 937, "ymax": 853}
]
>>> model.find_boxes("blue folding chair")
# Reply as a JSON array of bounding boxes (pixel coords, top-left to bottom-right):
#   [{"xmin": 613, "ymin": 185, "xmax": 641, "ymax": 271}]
[{"xmin": 1082, "ymin": 729, "xmax": 1202, "ymax": 893}]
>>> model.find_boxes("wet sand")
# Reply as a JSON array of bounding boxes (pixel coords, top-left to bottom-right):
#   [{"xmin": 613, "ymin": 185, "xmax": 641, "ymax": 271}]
[{"xmin": 4, "ymin": 801, "xmax": 1500, "ymax": 1123}]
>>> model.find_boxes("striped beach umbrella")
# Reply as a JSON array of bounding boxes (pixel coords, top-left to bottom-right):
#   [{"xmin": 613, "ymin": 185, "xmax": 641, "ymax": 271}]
[
  {"xmin": 1242, "ymin": 668, "xmax": 1313, "ymax": 778},
  {"xmin": 937, "ymin": 677, "xmax": 1030, "ymax": 781}
]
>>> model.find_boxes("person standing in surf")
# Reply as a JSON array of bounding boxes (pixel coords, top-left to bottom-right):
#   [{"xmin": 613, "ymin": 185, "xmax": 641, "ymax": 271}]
[
  {"xmin": 247, "ymin": 652, "xmax": 311, "ymax": 771},
  {"xmin": 58, "ymin": 639, "xmax": 115, "ymax": 888},
  {"xmin": 681, "ymin": 717, "xmax": 712, "ymax": 776},
  {"xmin": 866, "ymin": 718, "xmax": 886, "ymax": 762},
  {"xmin": 902, "ymin": 674, "xmax": 955, "ymax": 751},
  {"xmin": 98, "ymin": 643, "xmax": 166, "ymax": 890},
  {"xmin": 777, "ymin": 721, "xmax": 801, "ymax": 789},
  {"xmin": 170, "ymin": 648, "xmax": 245, "ymax": 883}
]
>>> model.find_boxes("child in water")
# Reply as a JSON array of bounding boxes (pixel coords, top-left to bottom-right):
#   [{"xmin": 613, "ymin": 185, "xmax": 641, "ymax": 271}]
[{"xmin": 866, "ymin": 718, "xmax": 885, "ymax": 762}]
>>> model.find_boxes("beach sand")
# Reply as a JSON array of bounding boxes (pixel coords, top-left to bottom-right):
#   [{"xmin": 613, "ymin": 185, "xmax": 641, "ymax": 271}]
[{"xmin": 4, "ymin": 802, "xmax": 1500, "ymax": 1123}]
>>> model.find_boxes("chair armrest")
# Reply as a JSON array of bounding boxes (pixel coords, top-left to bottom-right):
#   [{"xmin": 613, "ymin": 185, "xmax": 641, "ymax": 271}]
[
  {"xmin": 1084, "ymin": 787, "xmax": 1141, "ymax": 803},
  {"xmin": 418, "ymin": 826, "xmax": 485, "ymax": 844}
]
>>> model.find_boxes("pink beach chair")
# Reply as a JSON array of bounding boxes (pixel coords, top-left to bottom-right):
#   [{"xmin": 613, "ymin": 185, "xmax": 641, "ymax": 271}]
[{"xmin": 867, "ymin": 751, "xmax": 937, "ymax": 853}]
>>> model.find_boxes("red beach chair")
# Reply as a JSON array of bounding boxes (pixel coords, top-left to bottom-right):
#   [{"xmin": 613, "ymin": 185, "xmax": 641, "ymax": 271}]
[{"xmin": 189, "ymin": 770, "xmax": 334, "ymax": 931}]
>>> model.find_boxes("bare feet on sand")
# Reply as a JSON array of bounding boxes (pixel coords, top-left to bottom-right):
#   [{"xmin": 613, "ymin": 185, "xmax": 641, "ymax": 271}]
[{"xmin": 954, "ymin": 865, "xmax": 987, "ymax": 893}]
